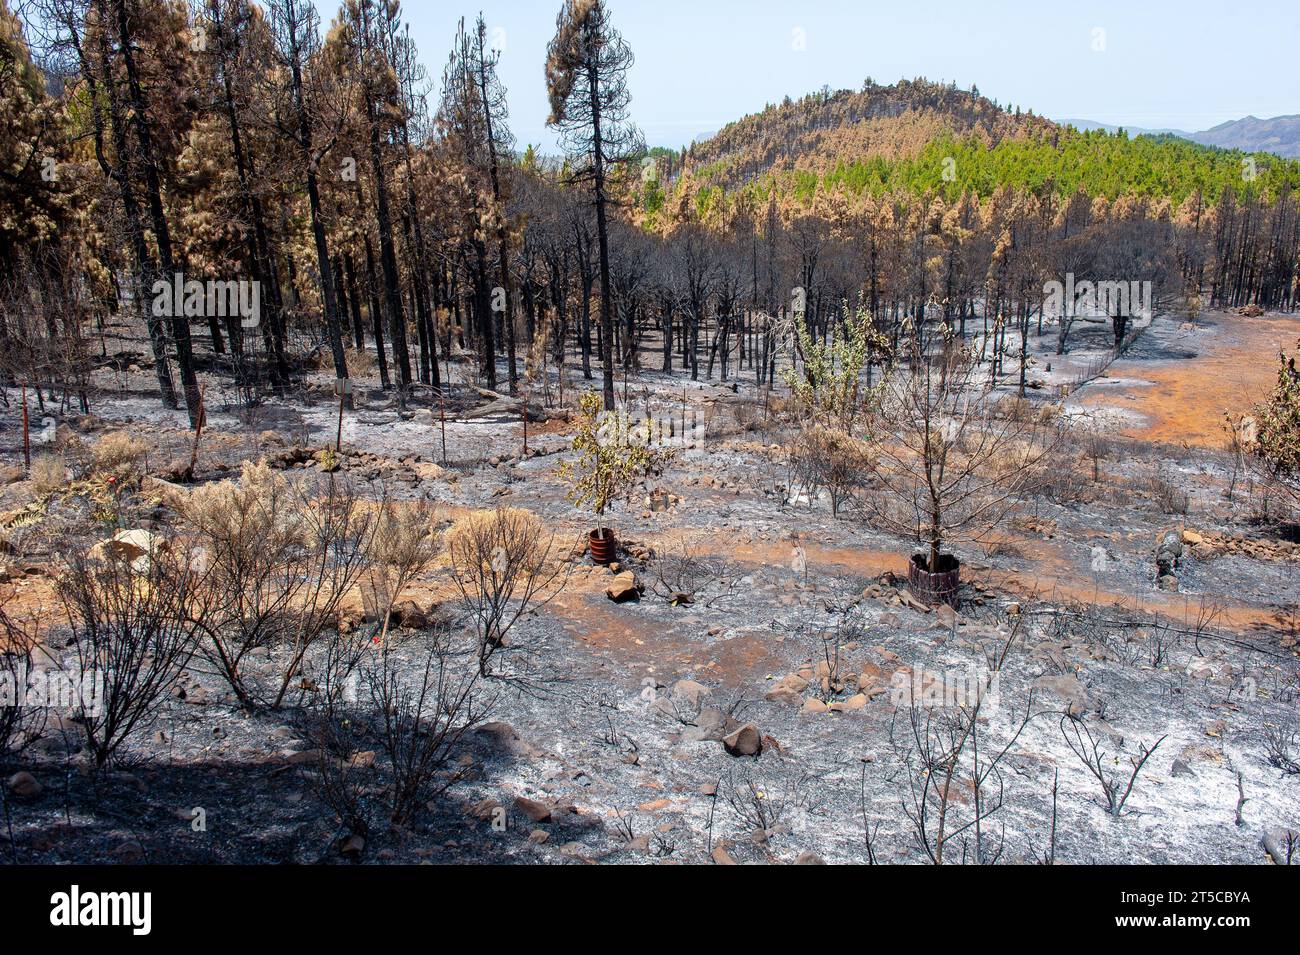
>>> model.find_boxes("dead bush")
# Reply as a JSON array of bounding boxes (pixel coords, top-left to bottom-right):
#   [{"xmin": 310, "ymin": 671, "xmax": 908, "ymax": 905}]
[
  {"xmin": 182, "ymin": 463, "xmax": 376, "ymax": 709},
  {"xmin": 1041, "ymin": 466, "xmax": 1094, "ymax": 506},
  {"xmin": 90, "ymin": 431, "xmax": 149, "ymax": 485},
  {"xmin": 1264, "ymin": 728, "xmax": 1300, "ymax": 776},
  {"xmin": 361, "ymin": 628, "xmax": 491, "ymax": 824},
  {"xmin": 650, "ymin": 534, "xmax": 734, "ymax": 607},
  {"xmin": 343, "ymin": 346, "xmax": 377, "ymax": 379},
  {"xmin": 28, "ymin": 454, "xmax": 66, "ymax": 496},
  {"xmin": 360, "ymin": 501, "xmax": 440, "ymax": 638},
  {"xmin": 0, "ymin": 603, "xmax": 46, "ymax": 758},
  {"xmin": 1059, "ymin": 714, "xmax": 1166, "ymax": 817},
  {"xmin": 722, "ymin": 765, "xmax": 816, "ymax": 846},
  {"xmin": 1147, "ymin": 475, "xmax": 1190, "ymax": 515},
  {"xmin": 58, "ymin": 541, "xmax": 211, "ymax": 768},
  {"xmin": 446, "ymin": 507, "xmax": 567, "ymax": 677},
  {"xmin": 789, "ymin": 425, "xmax": 873, "ymax": 518}
]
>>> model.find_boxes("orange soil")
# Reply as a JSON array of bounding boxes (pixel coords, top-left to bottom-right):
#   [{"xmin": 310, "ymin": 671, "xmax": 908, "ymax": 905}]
[
  {"xmin": 1080, "ymin": 312, "xmax": 1300, "ymax": 448},
  {"xmin": 725, "ymin": 534, "xmax": 1294, "ymax": 641}
]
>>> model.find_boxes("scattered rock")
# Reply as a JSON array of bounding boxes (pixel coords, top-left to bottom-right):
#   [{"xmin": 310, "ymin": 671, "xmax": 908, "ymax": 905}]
[
  {"xmin": 794, "ymin": 850, "xmax": 826, "ymax": 865},
  {"xmin": 711, "ymin": 842, "xmax": 738, "ymax": 865},
  {"xmin": 831, "ymin": 693, "xmax": 868, "ymax": 713},
  {"xmin": 340, "ymin": 834, "xmax": 365, "ymax": 858},
  {"xmin": 722, "ymin": 723, "xmax": 763, "ymax": 757},
  {"xmin": 605, "ymin": 571, "xmax": 642, "ymax": 603},
  {"xmin": 474, "ymin": 722, "xmax": 539, "ymax": 760},
  {"xmin": 764, "ymin": 674, "xmax": 807, "ymax": 705},
  {"xmin": 1031, "ymin": 674, "xmax": 1091, "ymax": 716},
  {"xmin": 514, "ymin": 796, "xmax": 552, "ymax": 823},
  {"xmin": 7, "ymin": 771, "xmax": 40, "ymax": 798}
]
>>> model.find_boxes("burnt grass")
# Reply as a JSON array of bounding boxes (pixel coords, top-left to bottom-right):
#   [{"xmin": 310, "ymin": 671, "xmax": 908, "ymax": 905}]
[{"xmin": 1, "ymin": 354, "xmax": 1299, "ymax": 865}]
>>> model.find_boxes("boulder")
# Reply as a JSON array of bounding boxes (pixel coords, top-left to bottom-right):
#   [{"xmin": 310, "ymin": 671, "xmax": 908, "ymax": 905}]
[
  {"xmin": 1155, "ymin": 530, "xmax": 1183, "ymax": 576},
  {"xmin": 7, "ymin": 771, "xmax": 40, "ymax": 798},
  {"xmin": 800, "ymin": 697, "xmax": 829, "ymax": 715},
  {"xmin": 605, "ymin": 571, "xmax": 642, "ymax": 603},
  {"xmin": 142, "ymin": 476, "xmax": 190, "ymax": 509},
  {"xmin": 411, "ymin": 461, "xmax": 447, "ymax": 482},
  {"xmin": 794, "ymin": 851, "xmax": 827, "ymax": 865},
  {"xmin": 514, "ymin": 796, "xmax": 552, "ymax": 823},
  {"xmin": 680, "ymin": 707, "xmax": 728, "ymax": 743},
  {"xmin": 831, "ymin": 693, "xmax": 868, "ymax": 713},
  {"xmin": 474, "ymin": 722, "xmax": 539, "ymax": 760},
  {"xmin": 671, "ymin": 679, "xmax": 711, "ymax": 708},
  {"xmin": 721, "ymin": 722, "xmax": 763, "ymax": 757},
  {"xmin": 388, "ymin": 599, "xmax": 430, "ymax": 630},
  {"xmin": 87, "ymin": 529, "xmax": 166, "ymax": 573}
]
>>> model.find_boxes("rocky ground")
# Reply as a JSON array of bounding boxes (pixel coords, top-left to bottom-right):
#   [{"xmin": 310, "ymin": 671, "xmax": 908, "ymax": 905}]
[{"xmin": 0, "ymin": 310, "xmax": 1297, "ymax": 865}]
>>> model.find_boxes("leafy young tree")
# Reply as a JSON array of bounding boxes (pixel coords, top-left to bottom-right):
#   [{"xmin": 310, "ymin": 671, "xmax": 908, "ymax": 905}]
[
  {"xmin": 545, "ymin": 0, "xmax": 643, "ymax": 411},
  {"xmin": 1253, "ymin": 344, "xmax": 1300, "ymax": 501},
  {"xmin": 559, "ymin": 390, "xmax": 672, "ymax": 538}
]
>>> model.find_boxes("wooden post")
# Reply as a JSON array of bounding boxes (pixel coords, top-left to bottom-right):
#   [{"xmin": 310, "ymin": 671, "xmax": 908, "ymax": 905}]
[
  {"xmin": 522, "ymin": 398, "xmax": 528, "ymax": 456},
  {"xmin": 333, "ymin": 378, "xmax": 352, "ymax": 453},
  {"xmin": 438, "ymin": 387, "xmax": 448, "ymax": 465},
  {"xmin": 681, "ymin": 386, "xmax": 687, "ymax": 444},
  {"xmin": 21, "ymin": 382, "xmax": 31, "ymax": 472},
  {"xmin": 187, "ymin": 385, "xmax": 207, "ymax": 479}
]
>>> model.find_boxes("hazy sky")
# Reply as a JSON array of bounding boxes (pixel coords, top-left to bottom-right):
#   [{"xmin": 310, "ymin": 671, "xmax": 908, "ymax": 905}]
[{"xmin": 320, "ymin": 0, "xmax": 1300, "ymax": 151}]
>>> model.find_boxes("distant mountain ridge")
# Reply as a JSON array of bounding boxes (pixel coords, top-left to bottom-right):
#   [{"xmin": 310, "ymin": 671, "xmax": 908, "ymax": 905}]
[{"xmin": 1064, "ymin": 115, "xmax": 1300, "ymax": 158}]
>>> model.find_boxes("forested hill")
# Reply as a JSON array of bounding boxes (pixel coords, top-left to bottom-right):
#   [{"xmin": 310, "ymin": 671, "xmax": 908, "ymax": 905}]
[
  {"xmin": 652, "ymin": 79, "xmax": 1300, "ymax": 223},
  {"xmin": 679, "ymin": 78, "xmax": 1053, "ymax": 190}
]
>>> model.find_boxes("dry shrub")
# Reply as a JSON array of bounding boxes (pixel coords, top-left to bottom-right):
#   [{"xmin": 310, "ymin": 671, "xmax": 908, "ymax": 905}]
[
  {"xmin": 90, "ymin": 431, "xmax": 150, "ymax": 484},
  {"xmin": 58, "ymin": 541, "xmax": 212, "ymax": 767},
  {"xmin": 729, "ymin": 399, "xmax": 765, "ymax": 434},
  {"xmin": 28, "ymin": 454, "xmax": 66, "ymax": 496},
  {"xmin": 182, "ymin": 462, "xmax": 375, "ymax": 709},
  {"xmin": 788, "ymin": 425, "xmax": 872, "ymax": 517},
  {"xmin": 0, "ymin": 602, "xmax": 46, "ymax": 758},
  {"xmin": 184, "ymin": 460, "xmax": 305, "ymax": 548},
  {"xmin": 343, "ymin": 346, "xmax": 377, "ymax": 379},
  {"xmin": 360, "ymin": 501, "xmax": 440, "ymax": 631},
  {"xmin": 446, "ymin": 507, "xmax": 566, "ymax": 676},
  {"xmin": 1039, "ymin": 452, "xmax": 1095, "ymax": 505},
  {"xmin": 1147, "ymin": 475, "xmax": 1190, "ymax": 515}
]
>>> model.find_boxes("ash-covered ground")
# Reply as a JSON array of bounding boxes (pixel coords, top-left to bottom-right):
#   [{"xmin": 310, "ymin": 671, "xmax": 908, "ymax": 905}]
[{"xmin": 1, "ymin": 311, "xmax": 1297, "ymax": 865}]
